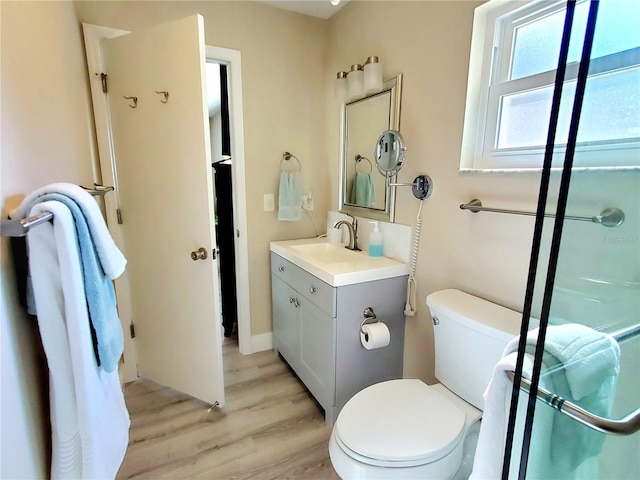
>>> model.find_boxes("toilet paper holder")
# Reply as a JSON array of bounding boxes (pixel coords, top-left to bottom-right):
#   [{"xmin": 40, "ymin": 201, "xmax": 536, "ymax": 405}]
[{"xmin": 360, "ymin": 307, "xmax": 379, "ymax": 336}]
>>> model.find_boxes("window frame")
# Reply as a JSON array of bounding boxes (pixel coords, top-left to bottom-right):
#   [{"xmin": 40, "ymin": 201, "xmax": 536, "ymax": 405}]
[{"xmin": 460, "ymin": 0, "xmax": 640, "ymax": 172}]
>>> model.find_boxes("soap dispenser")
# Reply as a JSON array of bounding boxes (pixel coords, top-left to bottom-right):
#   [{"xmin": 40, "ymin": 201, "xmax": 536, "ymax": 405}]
[{"xmin": 368, "ymin": 221, "xmax": 384, "ymax": 257}]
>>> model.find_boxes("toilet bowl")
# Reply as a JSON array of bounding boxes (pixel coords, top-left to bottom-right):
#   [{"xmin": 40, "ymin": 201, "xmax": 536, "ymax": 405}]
[
  {"xmin": 329, "ymin": 379, "xmax": 481, "ymax": 480},
  {"xmin": 329, "ymin": 289, "xmax": 522, "ymax": 479}
]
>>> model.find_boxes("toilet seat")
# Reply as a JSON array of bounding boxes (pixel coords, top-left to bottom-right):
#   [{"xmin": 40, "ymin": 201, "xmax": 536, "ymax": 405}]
[{"xmin": 334, "ymin": 379, "xmax": 466, "ymax": 467}]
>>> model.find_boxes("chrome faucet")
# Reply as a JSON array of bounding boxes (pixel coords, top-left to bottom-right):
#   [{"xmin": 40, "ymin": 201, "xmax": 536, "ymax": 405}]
[{"xmin": 334, "ymin": 215, "xmax": 361, "ymax": 251}]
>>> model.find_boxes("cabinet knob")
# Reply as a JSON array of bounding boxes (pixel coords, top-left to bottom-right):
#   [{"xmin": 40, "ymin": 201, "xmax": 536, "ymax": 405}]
[
  {"xmin": 309, "ymin": 286, "xmax": 316, "ymax": 294},
  {"xmin": 289, "ymin": 297, "xmax": 295, "ymax": 304},
  {"xmin": 278, "ymin": 266, "xmax": 285, "ymax": 272}
]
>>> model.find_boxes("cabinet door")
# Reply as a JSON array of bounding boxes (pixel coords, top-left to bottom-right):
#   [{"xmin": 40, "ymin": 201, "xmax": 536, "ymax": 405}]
[
  {"xmin": 271, "ymin": 274, "xmax": 299, "ymax": 368},
  {"xmin": 298, "ymin": 297, "xmax": 336, "ymax": 409}
]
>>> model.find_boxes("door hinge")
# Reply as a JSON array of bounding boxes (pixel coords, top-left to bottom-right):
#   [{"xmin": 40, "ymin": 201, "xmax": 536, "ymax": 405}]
[
  {"xmin": 116, "ymin": 208, "xmax": 123, "ymax": 224},
  {"xmin": 129, "ymin": 322, "xmax": 136, "ymax": 339},
  {"xmin": 95, "ymin": 72, "xmax": 108, "ymax": 93}
]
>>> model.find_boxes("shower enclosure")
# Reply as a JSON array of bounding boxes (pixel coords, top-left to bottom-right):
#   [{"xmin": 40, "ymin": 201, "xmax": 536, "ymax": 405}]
[{"xmin": 503, "ymin": 0, "xmax": 640, "ymax": 478}]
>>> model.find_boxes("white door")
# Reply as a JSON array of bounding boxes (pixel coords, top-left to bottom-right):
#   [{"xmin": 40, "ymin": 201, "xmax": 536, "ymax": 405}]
[{"xmin": 102, "ymin": 15, "xmax": 224, "ymax": 406}]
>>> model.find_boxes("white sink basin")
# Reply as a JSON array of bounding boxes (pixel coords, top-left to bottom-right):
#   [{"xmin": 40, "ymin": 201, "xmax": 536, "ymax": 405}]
[
  {"xmin": 270, "ymin": 238, "xmax": 408, "ymax": 287},
  {"xmin": 289, "ymin": 242, "xmax": 361, "ymax": 264}
]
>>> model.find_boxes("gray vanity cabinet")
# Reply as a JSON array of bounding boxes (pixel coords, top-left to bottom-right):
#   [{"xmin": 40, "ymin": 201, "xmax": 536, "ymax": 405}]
[
  {"xmin": 271, "ymin": 253, "xmax": 336, "ymax": 411},
  {"xmin": 271, "ymin": 252, "xmax": 407, "ymax": 424}
]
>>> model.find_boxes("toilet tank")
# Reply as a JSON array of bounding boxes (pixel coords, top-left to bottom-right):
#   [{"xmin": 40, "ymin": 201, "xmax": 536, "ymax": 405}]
[{"xmin": 426, "ymin": 289, "xmax": 522, "ymax": 410}]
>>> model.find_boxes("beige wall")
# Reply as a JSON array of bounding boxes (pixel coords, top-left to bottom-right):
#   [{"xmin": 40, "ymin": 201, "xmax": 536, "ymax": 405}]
[
  {"xmin": 327, "ymin": 1, "xmax": 639, "ymax": 384},
  {"xmin": 74, "ymin": 1, "xmax": 329, "ymax": 337},
  {"xmin": 1, "ymin": 1, "xmax": 97, "ymax": 476},
  {"xmin": 327, "ymin": 1, "xmax": 545, "ymax": 382}
]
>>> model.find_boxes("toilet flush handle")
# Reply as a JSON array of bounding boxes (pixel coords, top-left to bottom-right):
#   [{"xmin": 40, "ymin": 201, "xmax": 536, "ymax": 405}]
[{"xmin": 432, "ymin": 316, "xmax": 440, "ymax": 326}]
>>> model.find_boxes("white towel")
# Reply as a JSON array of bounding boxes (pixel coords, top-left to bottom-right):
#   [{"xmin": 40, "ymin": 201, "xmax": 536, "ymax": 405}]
[
  {"xmin": 470, "ymin": 345, "xmax": 526, "ymax": 480},
  {"xmin": 11, "ymin": 182, "xmax": 126, "ymax": 278},
  {"xmin": 471, "ymin": 324, "xmax": 620, "ymax": 479},
  {"xmin": 28, "ymin": 201, "xmax": 129, "ymax": 479}
]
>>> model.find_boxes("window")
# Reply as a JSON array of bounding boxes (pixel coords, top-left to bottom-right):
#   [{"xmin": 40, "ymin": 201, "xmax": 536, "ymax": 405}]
[{"xmin": 460, "ymin": 0, "xmax": 640, "ymax": 171}]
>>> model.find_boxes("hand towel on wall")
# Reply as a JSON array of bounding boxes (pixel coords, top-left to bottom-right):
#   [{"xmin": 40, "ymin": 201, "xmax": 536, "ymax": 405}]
[
  {"xmin": 27, "ymin": 201, "xmax": 129, "ymax": 479},
  {"xmin": 471, "ymin": 323, "xmax": 620, "ymax": 479},
  {"xmin": 350, "ymin": 172, "xmax": 376, "ymax": 207},
  {"xmin": 278, "ymin": 171, "xmax": 302, "ymax": 221}
]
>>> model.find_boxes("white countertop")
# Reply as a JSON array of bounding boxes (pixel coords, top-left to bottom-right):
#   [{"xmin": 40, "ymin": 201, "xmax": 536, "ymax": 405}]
[{"xmin": 270, "ymin": 237, "xmax": 409, "ymax": 287}]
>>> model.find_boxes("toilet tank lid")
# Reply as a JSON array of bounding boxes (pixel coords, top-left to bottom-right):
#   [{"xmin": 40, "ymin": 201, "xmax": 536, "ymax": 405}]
[{"xmin": 426, "ymin": 289, "xmax": 521, "ymax": 338}]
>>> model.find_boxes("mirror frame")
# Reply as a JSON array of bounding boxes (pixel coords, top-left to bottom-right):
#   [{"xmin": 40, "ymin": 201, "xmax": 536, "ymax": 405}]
[{"xmin": 338, "ymin": 73, "xmax": 403, "ymax": 223}]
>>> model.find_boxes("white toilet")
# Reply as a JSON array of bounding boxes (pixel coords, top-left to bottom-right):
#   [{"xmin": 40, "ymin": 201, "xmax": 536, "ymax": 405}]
[{"xmin": 329, "ymin": 289, "xmax": 521, "ymax": 479}]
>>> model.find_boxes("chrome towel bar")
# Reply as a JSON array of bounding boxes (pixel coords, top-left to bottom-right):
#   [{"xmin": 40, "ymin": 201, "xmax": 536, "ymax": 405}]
[
  {"xmin": 0, "ymin": 185, "xmax": 114, "ymax": 238},
  {"xmin": 508, "ymin": 323, "xmax": 640, "ymax": 435},
  {"xmin": 460, "ymin": 199, "xmax": 625, "ymax": 228}
]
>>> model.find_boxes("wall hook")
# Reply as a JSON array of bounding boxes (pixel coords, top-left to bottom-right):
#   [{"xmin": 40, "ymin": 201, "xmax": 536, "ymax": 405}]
[
  {"xmin": 123, "ymin": 96, "xmax": 138, "ymax": 108},
  {"xmin": 154, "ymin": 90, "xmax": 169, "ymax": 103}
]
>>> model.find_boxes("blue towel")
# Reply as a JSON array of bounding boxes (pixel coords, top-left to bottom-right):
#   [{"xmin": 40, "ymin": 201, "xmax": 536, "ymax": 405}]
[
  {"xmin": 278, "ymin": 171, "xmax": 302, "ymax": 221},
  {"xmin": 30, "ymin": 194, "xmax": 124, "ymax": 373},
  {"xmin": 350, "ymin": 172, "xmax": 375, "ymax": 207},
  {"xmin": 536, "ymin": 323, "xmax": 619, "ymax": 471}
]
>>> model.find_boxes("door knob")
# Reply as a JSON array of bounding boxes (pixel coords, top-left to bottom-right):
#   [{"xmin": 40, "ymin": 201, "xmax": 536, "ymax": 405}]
[{"xmin": 191, "ymin": 247, "xmax": 208, "ymax": 261}]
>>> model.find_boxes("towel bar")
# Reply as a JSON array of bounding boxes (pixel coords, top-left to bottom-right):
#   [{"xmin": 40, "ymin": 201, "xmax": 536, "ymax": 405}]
[
  {"xmin": 460, "ymin": 199, "xmax": 625, "ymax": 228},
  {"xmin": 508, "ymin": 323, "xmax": 640, "ymax": 435},
  {"xmin": 1, "ymin": 185, "xmax": 114, "ymax": 238}
]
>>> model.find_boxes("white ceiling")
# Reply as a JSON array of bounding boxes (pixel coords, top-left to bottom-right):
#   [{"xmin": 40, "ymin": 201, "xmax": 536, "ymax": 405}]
[{"xmin": 259, "ymin": 0, "xmax": 348, "ymax": 19}]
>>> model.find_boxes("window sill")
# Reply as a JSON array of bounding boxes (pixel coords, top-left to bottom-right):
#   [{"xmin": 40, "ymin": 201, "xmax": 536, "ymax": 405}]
[{"xmin": 459, "ymin": 165, "xmax": 640, "ymax": 175}]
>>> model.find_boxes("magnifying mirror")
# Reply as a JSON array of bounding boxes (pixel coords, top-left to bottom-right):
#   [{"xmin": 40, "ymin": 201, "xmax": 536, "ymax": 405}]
[
  {"xmin": 375, "ymin": 129, "xmax": 433, "ymax": 200},
  {"xmin": 375, "ymin": 130, "xmax": 406, "ymax": 176}
]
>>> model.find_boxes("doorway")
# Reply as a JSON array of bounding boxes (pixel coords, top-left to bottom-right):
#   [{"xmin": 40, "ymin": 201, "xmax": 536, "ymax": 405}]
[
  {"xmin": 204, "ymin": 45, "xmax": 252, "ymax": 355},
  {"xmin": 206, "ymin": 61, "xmax": 238, "ymax": 342}
]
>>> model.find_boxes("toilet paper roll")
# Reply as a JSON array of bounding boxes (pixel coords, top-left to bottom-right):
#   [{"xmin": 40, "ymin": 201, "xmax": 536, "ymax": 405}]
[{"xmin": 360, "ymin": 322, "xmax": 390, "ymax": 350}]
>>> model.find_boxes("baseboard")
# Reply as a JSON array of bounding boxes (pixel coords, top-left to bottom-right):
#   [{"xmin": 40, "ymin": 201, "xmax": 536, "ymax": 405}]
[{"xmin": 249, "ymin": 332, "xmax": 273, "ymax": 353}]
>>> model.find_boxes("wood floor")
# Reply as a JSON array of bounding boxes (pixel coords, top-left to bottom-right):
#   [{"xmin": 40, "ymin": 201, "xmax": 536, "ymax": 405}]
[{"xmin": 117, "ymin": 337, "xmax": 341, "ymax": 479}]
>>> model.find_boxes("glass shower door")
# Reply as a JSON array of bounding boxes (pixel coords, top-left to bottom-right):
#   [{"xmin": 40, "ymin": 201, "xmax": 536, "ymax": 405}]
[{"xmin": 506, "ymin": 0, "xmax": 640, "ymax": 478}]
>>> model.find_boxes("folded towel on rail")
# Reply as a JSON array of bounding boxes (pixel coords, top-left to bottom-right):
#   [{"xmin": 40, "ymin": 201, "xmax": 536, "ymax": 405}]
[
  {"xmin": 28, "ymin": 200, "xmax": 129, "ymax": 479},
  {"xmin": 536, "ymin": 323, "xmax": 619, "ymax": 470},
  {"xmin": 11, "ymin": 182, "xmax": 126, "ymax": 278},
  {"xmin": 12, "ymin": 184, "xmax": 127, "ymax": 373},
  {"xmin": 31, "ymin": 193, "xmax": 124, "ymax": 373},
  {"xmin": 471, "ymin": 323, "xmax": 620, "ymax": 479},
  {"xmin": 278, "ymin": 171, "xmax": 302, "ymax": 221}
]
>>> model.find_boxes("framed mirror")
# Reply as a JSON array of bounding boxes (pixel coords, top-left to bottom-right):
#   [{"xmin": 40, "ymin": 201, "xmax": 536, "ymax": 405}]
[{"xmin": 339, "ymin": 74, "xmax": 402, "ymax": 222}]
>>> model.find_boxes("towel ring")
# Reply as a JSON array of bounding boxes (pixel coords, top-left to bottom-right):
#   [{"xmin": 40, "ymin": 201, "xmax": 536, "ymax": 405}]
[
  {"xmin": 355, "ymin": 155, "xmax": 373, "ymax": 174},
  {"xmin": 281, "ymin": 151, "xmax": 301, "ymax": 173}
]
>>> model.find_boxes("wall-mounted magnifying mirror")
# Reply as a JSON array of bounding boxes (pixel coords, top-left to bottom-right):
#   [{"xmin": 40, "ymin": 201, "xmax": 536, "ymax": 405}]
[
  {"xmin": 339, "ymin": 74, "xmax": 402, "ymax": 222},
  {"xmin": 375, "ymin": 129, "xmax": 406, "ymax": 176},
  {"xmin": 376, "ymin": 129, "xmax": 433, "ymax": 201}
]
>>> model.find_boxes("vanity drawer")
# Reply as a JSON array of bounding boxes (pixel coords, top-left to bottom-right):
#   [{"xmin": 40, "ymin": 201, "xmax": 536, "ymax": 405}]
[
  {"xmin": 295, "ymin": 268, "xmax": 336, "ymax": 317},
  {"xmin": 271, "ymin": 253, "xmax": 336, "ymax": 317},
  {"xmin": 271, "ymin": 252, "xmax": 296, "ymax": 284}
]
